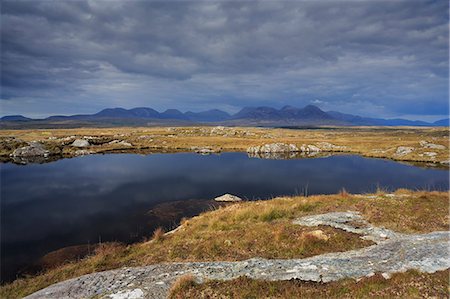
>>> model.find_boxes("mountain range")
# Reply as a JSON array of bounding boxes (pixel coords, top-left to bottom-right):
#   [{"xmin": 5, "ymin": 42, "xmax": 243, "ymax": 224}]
[{"xmin": 1, "ymin": 105, "xmax": 448, "ymax": 128}]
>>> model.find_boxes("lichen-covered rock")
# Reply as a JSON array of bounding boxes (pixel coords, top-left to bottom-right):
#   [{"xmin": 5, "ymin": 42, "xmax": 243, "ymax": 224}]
[
  {"xmin": 71, "ymin": 139, "xmax": 90, "ymax": 147},
  {"xmin": 247, "ymin": 143, "xmax": 299, "ymax": 154}
]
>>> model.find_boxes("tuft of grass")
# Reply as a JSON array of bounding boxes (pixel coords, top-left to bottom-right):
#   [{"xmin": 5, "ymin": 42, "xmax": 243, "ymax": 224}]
[
  {"xmin": 152, "ymin": 227, "xmax": 165, "ymax": 242},
  {"xmin": 169, "ymin": 274, "xmax": 197, "ymax": 299},
  {"xmin": 339, "ymin": 188, "xmax": 350, "ymax": 197}
]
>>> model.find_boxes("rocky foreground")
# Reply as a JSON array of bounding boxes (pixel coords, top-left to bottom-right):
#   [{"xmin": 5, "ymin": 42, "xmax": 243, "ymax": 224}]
[{"xmin": 26, "ymin": 211, "xmax": 449, "ymax": 299}]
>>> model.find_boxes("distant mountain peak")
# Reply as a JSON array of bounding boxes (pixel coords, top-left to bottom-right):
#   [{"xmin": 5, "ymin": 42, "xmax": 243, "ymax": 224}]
[{"xmin": 1, "ymin": 104, "xmax": 446, "ymax": 127}]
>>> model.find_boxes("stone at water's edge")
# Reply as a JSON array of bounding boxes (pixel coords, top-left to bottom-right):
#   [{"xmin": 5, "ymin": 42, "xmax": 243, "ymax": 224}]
[
  {"xmin": 11, "ymin": 142, "xmax": 50, "ymax": 157},
  {"xmin": 247, "ymin": 143, "xmax": 299, "ymax": 154},
  {"xmin": 214, "ymin": 193, "xmax": 242, "ymax": 202}
]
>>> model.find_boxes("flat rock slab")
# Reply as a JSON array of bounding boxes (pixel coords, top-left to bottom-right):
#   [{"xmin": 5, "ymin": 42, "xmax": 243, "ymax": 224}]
[{"xmin": 26, "ymin": 213, "xmax": 450, "ymax": 299}]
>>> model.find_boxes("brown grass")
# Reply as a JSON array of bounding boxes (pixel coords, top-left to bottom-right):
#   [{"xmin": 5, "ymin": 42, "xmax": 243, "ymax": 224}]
[
  {"xmin": 1, "ymin": 190, "xmax": 448, "ymax": 298},
  {"xmin": 152, "ymin": 227, "xmax": 165, "ymax": 242},
  {"xmin": 168, "ymin": 270, "xmax": 450, "ymax": 299},
  {"xmin": 169, "ymin": 274, "xmax": 197, "ymax": 298}
]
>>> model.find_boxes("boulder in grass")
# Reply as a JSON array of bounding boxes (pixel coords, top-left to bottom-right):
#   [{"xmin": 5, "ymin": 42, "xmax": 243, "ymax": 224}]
[{"xmin": 71, "ymin": 139, "xmax": 90, "ymax": 147}]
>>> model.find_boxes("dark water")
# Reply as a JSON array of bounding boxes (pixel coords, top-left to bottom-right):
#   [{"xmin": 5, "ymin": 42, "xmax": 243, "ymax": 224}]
[{"xmin": 1, "ymin": 153, "xmax": 448, "ymax": 282}]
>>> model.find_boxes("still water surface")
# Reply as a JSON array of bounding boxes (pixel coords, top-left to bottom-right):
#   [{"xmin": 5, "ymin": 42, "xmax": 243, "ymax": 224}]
[{"xmin": 1, "ymin": 153, "xmax": 449, "ymax": 281}]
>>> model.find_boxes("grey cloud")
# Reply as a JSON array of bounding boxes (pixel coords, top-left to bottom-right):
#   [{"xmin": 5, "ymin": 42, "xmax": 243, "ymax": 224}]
[{"xmin": 1, "ymin": 0, "xmax": 448, "ymax": 119}]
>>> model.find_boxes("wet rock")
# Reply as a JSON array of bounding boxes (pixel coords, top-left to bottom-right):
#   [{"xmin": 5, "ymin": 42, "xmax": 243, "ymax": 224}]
[
  {"xmin": 247, "ymin": 143, "xmax": 299, "ymax": 154},
  {"xmin": 214, "ymin": 194, "xmax": 242, "ymax": 202},
  {"xmin": 395, "ymin": 146, "xmax": 414, "ymax": 156},
  {"xmin": 71, "ymin": 139, "xmax": 90, "ymax": 147}
]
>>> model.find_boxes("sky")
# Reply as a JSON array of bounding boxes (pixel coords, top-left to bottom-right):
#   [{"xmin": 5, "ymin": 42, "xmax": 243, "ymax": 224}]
[{"xmin": 1, "ymin": 0, "xmax": 449, "ymax": 121}]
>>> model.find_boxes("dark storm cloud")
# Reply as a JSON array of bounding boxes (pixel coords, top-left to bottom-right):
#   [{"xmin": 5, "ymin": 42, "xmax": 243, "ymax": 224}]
[{"xmin": 1, "ymin": 0, "xmax": 448, "ymax": 119}]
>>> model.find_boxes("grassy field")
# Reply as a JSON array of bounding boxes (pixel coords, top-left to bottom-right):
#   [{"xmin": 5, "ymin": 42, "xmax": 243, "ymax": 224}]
[
  {"xmin": 1, "ymin": 189, "xmax": 448, "ymax": 298},
  {"xmin": 0, "ymin": 126, "xmax": 449, "ymax": 165}
]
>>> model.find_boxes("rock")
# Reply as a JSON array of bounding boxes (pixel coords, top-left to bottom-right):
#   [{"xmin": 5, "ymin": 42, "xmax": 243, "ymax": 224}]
[
  {"xmin": 190, "ymin": 146, "xmax": 221, "ymax": 155},
  {"xmin": 381, "ymin": 273, "xmax": 391, "ymax": 279},
  {"xmin": 248, "ymin": 151, "xmax": 299, "ymax": 160},
  {"xmin": 71, "ymin": 139, "xmax": 90, "ymax": 147},
  {"xmin": 107, "ymin": 140, "xmax": 132, "ymax": 147},
  {"xmin": 74, "ymin": 150, "xmax": 94, "ymax": 156},
  {"xmin": 395, "ymin": 146, "xmax": 414, "ymax": 156},
  {"xmin": 214, "ymin": 194, "xmax": 242, "ymax": 202},
  {"xmin": 423, "ymin": 152, "xmax": 437, "ymax": 157},
  {"xmin": 12, "ymin": 142, "xmax": 50, "ymax": 157},
  {"xmin": 316, "ymin": 142, "xmax": 346, "ymax": 151},
  {"xmin": 247, "ymin": 143, "xmax": 299, "ymax": 154},
  {"xmin": 109, "ymin": 288, "xmax": 144, "ymax": 299},
  {"xmin": 304, "ymin": 230, "xmax": 329, "ymax": 241},
  {"xmin": 294, "ymin": 211, "xmax": 398, "ymax": 243},
  {"xmin": 210, "ymin": 126, "xmax": 226, "ymax": 135},
  {"xmin": 27, "ymin": 213, "xmax": 450, "ymax": 299},
  {"xmin": 300, "ymin": 144, "xmax": 321, "ymax": 153},
  {"xmin": 419, "ymin": 140, "xmax": 446, "ymax": 150}
]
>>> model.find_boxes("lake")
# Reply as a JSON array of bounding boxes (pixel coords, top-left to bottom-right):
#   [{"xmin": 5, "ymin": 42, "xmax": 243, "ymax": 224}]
[{"xmin": 1, "ymin": 153, "xmax": 448, "ymax": 282}]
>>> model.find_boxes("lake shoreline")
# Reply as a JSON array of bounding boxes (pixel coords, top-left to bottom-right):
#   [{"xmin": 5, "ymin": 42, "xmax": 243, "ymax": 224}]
[{"xmin": 1, "ymin": 126, "xmax": 449, "ymax": 166}]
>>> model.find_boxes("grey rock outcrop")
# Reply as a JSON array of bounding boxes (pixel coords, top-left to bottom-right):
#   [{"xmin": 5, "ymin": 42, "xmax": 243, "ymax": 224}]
[
  {"xmin": 26, "ymin": 212, "xmax": 449, "ymax": 299},
  {"xmin": 395, "ymin": 146, "xmax": 414, "ymax": 156},
  {"xmin": 247, "ymin": 143, "xmax": 299, "ymax": 154},
  {"xmin": 190, "ymin": 146, "xmax": 221, "ymax": 155},
  {"xmin": 419, "ymin": 140, "xmax": 446, "ymax": 150},
  {"xmin": 107, "ymin": 140, "xmax": 132, "ymax": 147},
  {"xmin": 300, "ymin": 144, "xmax": 321, "ymax": 153},
  {"xmin": 11, "ymin": 142, "xmax": 50, "ymax": 157},
  {"xmin": 71, "ymin": 139, "xmax": 90, "ymax": 147},
  {"xmin": 293, "ymin": 211, "xmax": 400, "ymax": 243}
]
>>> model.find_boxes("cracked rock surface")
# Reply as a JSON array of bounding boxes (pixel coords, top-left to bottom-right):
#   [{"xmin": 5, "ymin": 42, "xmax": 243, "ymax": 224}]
[{"xmin": 26, "ymin": 212, "xmax": 449, "ymax": 299}]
